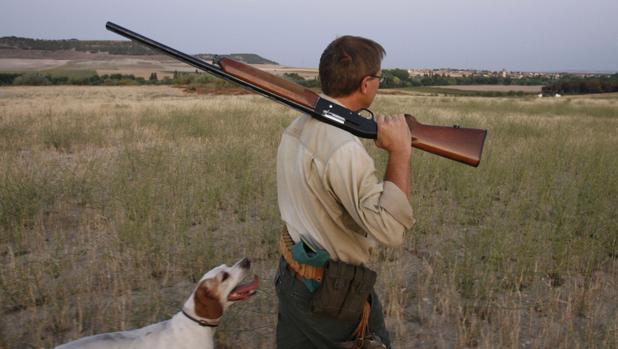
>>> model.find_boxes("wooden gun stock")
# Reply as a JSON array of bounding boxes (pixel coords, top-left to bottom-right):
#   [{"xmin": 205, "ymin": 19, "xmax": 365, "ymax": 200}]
[
  {"xmin": 406, "ymin": 115, "xmax": 486, "ymax": 167},
  {"xmin": 217, "ymin": 57, "xmax": 320, "ymax": 109},
  {"xmin": 106, "ymin": 21, "xmax": 487, "ymax": 167}
]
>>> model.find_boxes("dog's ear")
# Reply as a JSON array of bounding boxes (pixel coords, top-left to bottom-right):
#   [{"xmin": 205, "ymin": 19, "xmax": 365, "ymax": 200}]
[{"xmin": 193, "ymin": 279, "xmax": 223, "ymax": 320}]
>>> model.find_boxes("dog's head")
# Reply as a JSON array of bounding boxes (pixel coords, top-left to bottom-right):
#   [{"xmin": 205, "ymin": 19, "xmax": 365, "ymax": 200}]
[{"xmin": 183, "ymin": 257, "xmax": 259, "ymax": 324}]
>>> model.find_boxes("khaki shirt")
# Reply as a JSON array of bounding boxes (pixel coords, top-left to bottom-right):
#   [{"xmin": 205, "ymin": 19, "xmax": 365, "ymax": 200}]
[{"xmin": 277, "ymin": 99, "xmax": 415, "ymax": 265}]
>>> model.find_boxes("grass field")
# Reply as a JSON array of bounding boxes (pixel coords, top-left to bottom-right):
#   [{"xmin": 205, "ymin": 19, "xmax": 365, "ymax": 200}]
[
  {"xmin": 432, "ymin": 85, "xmax": 544, "ymax": 93},
  {"xmin": 400, "ymin": 86, "xmax": 539, "ymax": 97},
  {"xmin": 0, "ymin": 86, "xmax": 616, "ymax": 348}
]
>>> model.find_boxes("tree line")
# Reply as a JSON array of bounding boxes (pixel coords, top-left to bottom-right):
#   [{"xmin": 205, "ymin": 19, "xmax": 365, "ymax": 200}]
[
  {"xmin": 0, "ymin": 71, "xmax": 235, "ymax": 88},
  {"xmin": 542, "ymin": 74, "xmax": 618, "ymax": 94},
  {"xmin": 379, "ymin": 69, "xmax": 555, "ymax": 87},
  {"xmin": 0, "ymin": 72, "xmax": 155, "ymax": 86}
]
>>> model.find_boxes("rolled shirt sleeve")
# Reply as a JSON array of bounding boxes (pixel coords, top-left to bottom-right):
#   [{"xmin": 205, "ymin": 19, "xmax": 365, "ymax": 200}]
[{"xmin": 324, "ymin": 141, "xmax": 415, "ymax": 247}]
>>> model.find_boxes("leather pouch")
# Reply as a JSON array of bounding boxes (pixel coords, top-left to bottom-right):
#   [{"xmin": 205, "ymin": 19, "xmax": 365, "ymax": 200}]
[
  {"xmin": 310, "ymin": 260, "xmax": 376, "ymax": 321},
  {"xmin": 339, "ymin": 264, "xmax": 376, "ymax": 320}
]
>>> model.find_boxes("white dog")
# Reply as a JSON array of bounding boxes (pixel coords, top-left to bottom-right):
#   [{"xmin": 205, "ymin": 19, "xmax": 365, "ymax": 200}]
[{"xmin": 56, "ymin": 258, "xmax": 259, "ymax": 349}]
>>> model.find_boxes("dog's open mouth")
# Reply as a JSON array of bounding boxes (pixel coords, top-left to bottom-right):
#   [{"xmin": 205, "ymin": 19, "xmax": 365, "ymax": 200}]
[{"xmin": 228, "ymin": 275, "xmax": 259, "ymax": 301}]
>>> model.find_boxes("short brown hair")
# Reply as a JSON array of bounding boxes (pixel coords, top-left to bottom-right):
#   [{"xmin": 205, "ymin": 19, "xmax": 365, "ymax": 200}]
[{"xmin": 319, "ymin": 36, "xmax": 385, "ymax": 97}]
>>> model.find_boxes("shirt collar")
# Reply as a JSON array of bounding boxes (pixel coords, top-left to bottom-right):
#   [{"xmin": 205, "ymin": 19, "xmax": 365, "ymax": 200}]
[{"xmin": 319, "ymin": 93, "xmax": 345, "ymax": 107}]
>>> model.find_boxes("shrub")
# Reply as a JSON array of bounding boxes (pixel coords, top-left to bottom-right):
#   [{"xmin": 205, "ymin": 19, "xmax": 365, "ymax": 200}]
[{"xmin": 12, "ymin": 73, "xmax": 51, "ymax": 86}]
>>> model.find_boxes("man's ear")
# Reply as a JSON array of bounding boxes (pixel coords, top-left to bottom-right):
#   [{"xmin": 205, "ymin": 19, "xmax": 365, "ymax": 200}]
[
  {"xmin": 359, "ymin": 76, "xmax": 371, "ymax": 94},
  {"xmin": 193, "ymin": 279, "xmax": 223, "ymax": 320}
]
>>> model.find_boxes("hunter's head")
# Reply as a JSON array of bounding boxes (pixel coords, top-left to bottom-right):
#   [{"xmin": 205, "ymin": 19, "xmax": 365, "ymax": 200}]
[{"xmin": 319, "ymin": 35, "xmax": 385, "ymax": 104}]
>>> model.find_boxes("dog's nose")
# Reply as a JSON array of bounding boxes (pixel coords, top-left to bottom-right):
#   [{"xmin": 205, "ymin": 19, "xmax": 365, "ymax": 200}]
[{"xmin": 240, "ymin": 258, "xmax": 251, "ymax": 269}]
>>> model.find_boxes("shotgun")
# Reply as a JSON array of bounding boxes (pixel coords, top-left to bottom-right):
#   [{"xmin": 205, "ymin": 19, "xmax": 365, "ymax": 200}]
[{"xmin": 106, "ymin": 22, "xmax": 487, "ymax": 167}]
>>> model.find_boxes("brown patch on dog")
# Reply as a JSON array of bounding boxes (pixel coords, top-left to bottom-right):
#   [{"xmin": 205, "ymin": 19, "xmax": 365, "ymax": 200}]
[{"xmin": 193, "ymin": 279, "xmax": 223, "ymax": 320}]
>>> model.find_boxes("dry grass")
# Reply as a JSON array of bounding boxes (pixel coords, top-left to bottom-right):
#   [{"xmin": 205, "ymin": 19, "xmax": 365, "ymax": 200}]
[{"xmin": 0, "ymin": 86, "xmax": 616, "ymax": 348}]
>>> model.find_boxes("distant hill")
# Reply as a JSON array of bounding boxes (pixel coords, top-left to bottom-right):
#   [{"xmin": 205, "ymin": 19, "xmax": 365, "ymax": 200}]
[
  {"xmin": 0, "ymin": 36, "xmax": 278, "ymax": 64},
  {"xmin": 0, "ymin": 36, "xmax": 156, "ymax": 55}
]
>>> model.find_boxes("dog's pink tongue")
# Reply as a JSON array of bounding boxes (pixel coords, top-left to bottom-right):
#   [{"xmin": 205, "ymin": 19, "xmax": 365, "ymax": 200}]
[{"xmin": 228, "ymin": 275, "xmax": 259, "ymax": 301}]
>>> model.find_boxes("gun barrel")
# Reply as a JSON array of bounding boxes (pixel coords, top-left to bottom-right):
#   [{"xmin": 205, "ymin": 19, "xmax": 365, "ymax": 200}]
[
  {"xmin": 105, "ymin": 22, "xmax": 315, "ymax": 115},
  {"xmin": 106, "ymin": 22, "xmax": 222, "ymax": 77}
]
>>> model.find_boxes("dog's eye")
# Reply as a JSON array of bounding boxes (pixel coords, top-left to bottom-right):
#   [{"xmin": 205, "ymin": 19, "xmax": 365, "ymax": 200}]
[{"xmin": 221, "ymin": 272, "xmax": 230, "ymax": 282}]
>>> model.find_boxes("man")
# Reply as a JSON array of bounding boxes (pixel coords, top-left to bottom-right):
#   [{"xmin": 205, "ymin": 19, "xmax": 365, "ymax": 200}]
[{"xmin": 275, "ymin": 35, "xmax": 415, "ymax": 348}]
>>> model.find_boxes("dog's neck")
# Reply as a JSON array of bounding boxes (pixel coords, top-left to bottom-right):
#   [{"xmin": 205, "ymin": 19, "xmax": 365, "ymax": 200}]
[
  {"xmin": 181, "ymin": 292, "xmax": 224, "ymax": 327},
  {"xmin": 168, "ymin": 312, "xmax": 216, "ymax": 349},
  {"xmin": 181, "ymin": 308, "xmax": 220, "ymax": 327}
]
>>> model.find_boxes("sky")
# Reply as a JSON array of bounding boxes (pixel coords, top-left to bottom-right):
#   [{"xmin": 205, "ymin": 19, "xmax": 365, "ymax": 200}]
[{"xmin": 1, "ymin": 0, "xmax": 617, "ymax": 72}]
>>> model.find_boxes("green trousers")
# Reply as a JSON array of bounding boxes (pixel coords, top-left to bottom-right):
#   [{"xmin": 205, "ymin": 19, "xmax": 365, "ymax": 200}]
[{"xmin": 275, "ymin": 258, "xmax": 392, "ymax": 349}]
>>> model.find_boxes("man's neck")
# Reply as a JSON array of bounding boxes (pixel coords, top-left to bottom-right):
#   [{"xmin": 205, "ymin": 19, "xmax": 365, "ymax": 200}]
[{"xmin": 323, "ymin": 93, "xmax": 366, "ymax": 112}]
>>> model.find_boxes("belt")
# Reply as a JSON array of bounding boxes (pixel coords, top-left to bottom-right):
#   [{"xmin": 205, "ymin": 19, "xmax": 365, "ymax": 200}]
[{"xmin": 278, "ymin": 228, "xmax": 324, "ymax": 282}]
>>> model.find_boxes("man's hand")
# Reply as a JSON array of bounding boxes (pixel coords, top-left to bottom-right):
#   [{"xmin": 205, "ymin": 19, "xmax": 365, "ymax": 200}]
[
  {"xmin": 375, "ymin": 114, "xmax": 412, "ymax": 198},
  {"xmin": 375, "ymin": 114, "xmax": 412, "ymax": 155}
]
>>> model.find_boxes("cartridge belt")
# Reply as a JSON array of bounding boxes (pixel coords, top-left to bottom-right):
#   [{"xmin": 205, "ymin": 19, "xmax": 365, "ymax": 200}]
[{"xmin": 279, "ymin": 229, "xmax": 324, "ymax": 282}]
